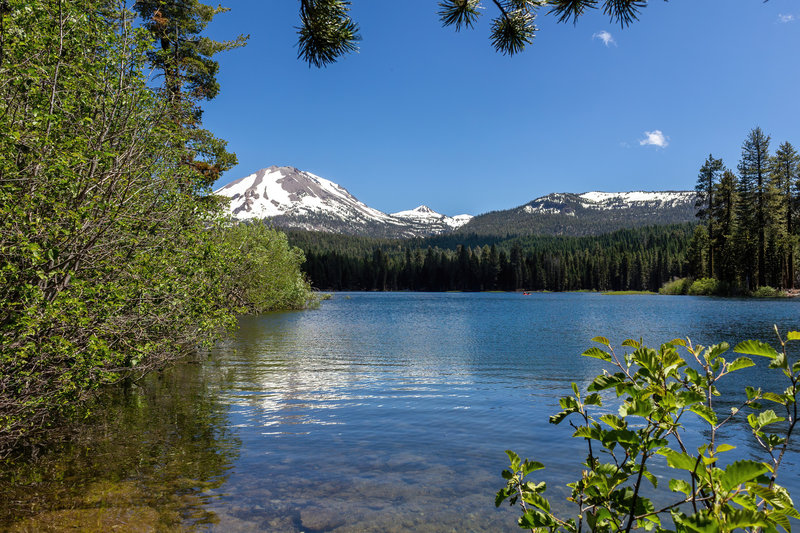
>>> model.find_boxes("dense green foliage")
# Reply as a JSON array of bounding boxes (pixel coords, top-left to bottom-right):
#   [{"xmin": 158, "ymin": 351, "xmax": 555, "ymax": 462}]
[
  {"xmin": 290, "ymin": 224, "xmax": 693, "ymax": 292},
  {"xmin": 689, "ymin": 128, "xmax": 800, "ymax": 292},
  {"xmin": 0, "ymin": 1, "xmax": 310, "ymax": 454},
  {"xmin": 498, "ymin": 332, "xmax": 800, "ymax": 532}
]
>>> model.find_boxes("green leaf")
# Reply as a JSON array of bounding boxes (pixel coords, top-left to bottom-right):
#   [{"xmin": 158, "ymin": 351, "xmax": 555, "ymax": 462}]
[
  {"xmin": 669, "ymin": 478, "xmax": 692, "ymax": 496},
  {"xmin": 642, "ymin": 469, "xmax": 658, "ymax": 488},
  {"xmin": 584, "ymin": 393, "xmax": 602, "ymax": 406},
  {"xmin": 721, "ymin": 460, "xmax": 769, "ymax": 491},
  {"xmin": 690, "ymin": 403, "xmax": 718, "ymax": 425},
  {"xmin": 724, "ymin": 508, "xmax": 771, "ymax": 530},
  {"xmin": 763, "ymin": 392, "xmax": 788, "ymax": 405},
  {"xmin": 549, "ymin": 410, "xmax": 572, "ymax": 425},
  {"xmin": 716, "ymin": 443, "xmax": 736, "ymax": 453},
  {"xmin": 727, "ymin": 356, "xmax": 755, "ymax": 373},
  {"xmin": 583, "ymin": 346, "xmax": 612, "ymax": 362},
  {"xmin": 599, "ymin": 414, "xmax": 625, "ymax": 430},
  {"xmin": 505, "ymin": 450, "xmax": 521, "ymax": 471},
  {"xmin": 522, "ymin": 460, "xmax": 544, "ymax": 476},
  {"xmin": 620, "ymin": 398, "xmax": 655, "ymax": 418},
  {"xmin": 622, "ymin": 338, "xmax": 640, "ymax": 348},
  {"xmin": 734, "ymin": 339, "xmax": 780, "ymax": 359},
  {"xmin": 573, "ymin": 425, "xmax": 602, "ymax": 440},
  {"xmin": 786, "ymin": 331, "xmax": 800, "ymax": 341},
  {"xmin": 588, "ymin": 372, "xmax": 626, "ymax": 392},
  {"xmin": 522, "ymin": 490, "xmax": 551, "ymax": 513},
  {"xmin": 670, "ymin": 338, "xmax": 687, "ymax": 347},
  {"xmin": 519, "ymin": 509, "xmax": 555, "ymax": 528},
  {"xmin": 660, "ymin": 449, "xmax": 698, "ymax": 472},
  {"xmin": 750, "ymin": 410, "xmax": 785, "ymax": 429},
  {"xmin": 591, "ymin": 336, "xmax": 610, "ymax": 347}
]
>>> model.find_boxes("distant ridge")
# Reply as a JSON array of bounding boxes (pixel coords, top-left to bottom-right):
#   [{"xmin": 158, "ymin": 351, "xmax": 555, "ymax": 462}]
[
  {"xmin": 460, "ymin": 191, "xmax": 697, "ymax": 236},
  {"xmin": 214, "ymin": 166, "xmax": 697, "ymax": 238}
]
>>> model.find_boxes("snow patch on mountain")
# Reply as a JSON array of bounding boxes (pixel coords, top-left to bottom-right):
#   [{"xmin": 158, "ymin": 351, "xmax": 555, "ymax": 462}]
[
  {"xmin": 391, "ymin": 205, "xmax": 473, "ymax": 229},
  {"xmin": 522, "ymin": 191, "xmax": 695, "ymax": 215},
  {"xmin": 578, "ymin": 191, "xmax": 695, "ymax": 209}
]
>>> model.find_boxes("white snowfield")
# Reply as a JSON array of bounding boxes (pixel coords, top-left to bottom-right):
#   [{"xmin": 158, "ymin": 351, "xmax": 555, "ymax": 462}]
[
  {"xmin": 578, "ymin": 191, "xmax": 695, "ymax": 209},
  {"xmin": 523, "ymin": 190, "xmax": 695, "ymax": 214},
  {"xmin": 214, "ymin": 166, "xmax": 472, "ymax": 234},
  {"xmin": 390, "ymin": 205, "xmax": 473, "ymax": 229}
]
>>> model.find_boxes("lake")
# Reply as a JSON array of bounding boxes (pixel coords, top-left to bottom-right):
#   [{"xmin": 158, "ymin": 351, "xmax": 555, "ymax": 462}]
[{"xmin": 2, "ymin": 292, "xmax": 799, "ymax": 531}]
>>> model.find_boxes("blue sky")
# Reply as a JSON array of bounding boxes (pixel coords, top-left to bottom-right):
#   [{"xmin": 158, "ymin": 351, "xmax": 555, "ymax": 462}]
[{"xmin": 205, "ymin": 1, "xmax": 800, "ymax": 216}]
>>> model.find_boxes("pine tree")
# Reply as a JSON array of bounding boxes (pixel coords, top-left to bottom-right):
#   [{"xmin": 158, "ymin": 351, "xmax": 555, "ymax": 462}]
[
  {"xmin": 695, "ymin": 154, "xmax": 724, "ymax": 278},
  {"xmin": 737, "ymin": 127, "xmax": 771, "ymax": 288},
  {"xmin": 771, "ymin": 142, "xmax": 800, "ymax": 288},
  {"xmin": 134, "ymin": 0, "xmax": 247, "ymax": 188},
  {"xmin": 713, "ymin": 170, "xmax": 739, "ymax": 286}
]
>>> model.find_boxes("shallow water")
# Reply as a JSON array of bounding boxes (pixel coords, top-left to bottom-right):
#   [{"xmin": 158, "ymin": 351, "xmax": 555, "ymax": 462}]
[{"xmin": 2, "ymin": 292, "xmax": 799, "ymax": 531}]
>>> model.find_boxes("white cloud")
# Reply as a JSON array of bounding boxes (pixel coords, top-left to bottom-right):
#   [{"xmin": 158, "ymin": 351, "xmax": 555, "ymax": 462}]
[
  {"xmin": 639, "ymin": 130, "xmax": 669, "ymax": 148},
  {"xmin": 592, "ymin": 31, "xmax": 616, "ymax": 47},
  {"xmin": 778, "ymin": 13, "xmax": 795, "ymax": 23}
]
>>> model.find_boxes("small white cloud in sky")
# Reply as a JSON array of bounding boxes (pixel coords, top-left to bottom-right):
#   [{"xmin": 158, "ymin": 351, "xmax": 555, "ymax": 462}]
[
  {"xmin": 778, "ymin": 14, "xmax": 795, "ymax": 23},
  {"xmin": 592, "ymin": 30, "xmax": 616, "ymax": 47},
  {"xmin": 639, "ymin": 130, "xmax": 669, "ymax": 148}
]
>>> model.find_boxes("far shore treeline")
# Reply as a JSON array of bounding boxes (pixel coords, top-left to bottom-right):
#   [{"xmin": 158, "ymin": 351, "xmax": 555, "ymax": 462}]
[{"xmin": 289, "ymin": 225, "xmax": 693, "ymax": 293}]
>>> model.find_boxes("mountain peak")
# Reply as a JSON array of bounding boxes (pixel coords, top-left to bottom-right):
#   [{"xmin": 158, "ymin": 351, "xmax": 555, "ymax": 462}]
[{"xmin": 214, "ymin": 167, "xmax": 473, "ymax": 237}]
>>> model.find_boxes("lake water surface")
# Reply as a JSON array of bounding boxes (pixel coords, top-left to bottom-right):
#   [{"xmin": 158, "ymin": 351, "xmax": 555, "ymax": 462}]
[{"xmin": 2, "ymin": 292, "xmax": 799, "ymax": 531}]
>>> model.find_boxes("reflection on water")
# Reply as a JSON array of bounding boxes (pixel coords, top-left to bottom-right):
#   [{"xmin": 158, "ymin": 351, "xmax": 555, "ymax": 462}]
[
  {"xmin": 0, "ymin": 292, "xmax": 798, "ymax": 531},
  {"xmin": 0, "ymin": 361, "xmax": 240, "ymax": 531}
]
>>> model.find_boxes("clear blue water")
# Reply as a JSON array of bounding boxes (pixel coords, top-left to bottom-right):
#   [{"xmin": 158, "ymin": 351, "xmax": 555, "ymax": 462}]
[
  {"xmin": 202, "ymin": 292, "xmax": 800, "ymax": 531},
  {"xmin": 3, "ymin": 292, "xmax": 799, "ymax": 531}
]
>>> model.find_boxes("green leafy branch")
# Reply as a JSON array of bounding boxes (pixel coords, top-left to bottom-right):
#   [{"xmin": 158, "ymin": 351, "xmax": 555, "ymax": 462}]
[{"xmin": 497, "ymin": 330, "xmax": 800, "ymax": 532}]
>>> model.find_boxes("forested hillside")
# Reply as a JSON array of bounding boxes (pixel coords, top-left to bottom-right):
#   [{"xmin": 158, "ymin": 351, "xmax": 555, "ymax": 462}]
[
  {"xmin": 290, "ymin": 225, "xmax": 694, "ymax": 292},
  {"xmin": 460, "ymin": 192, "xmax": 697, "ymax": 237}
]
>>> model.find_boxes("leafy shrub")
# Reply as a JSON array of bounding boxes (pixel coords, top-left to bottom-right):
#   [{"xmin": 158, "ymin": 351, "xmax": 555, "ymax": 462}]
[
  {"xmin": 658, "ymin": 277, "xmax": 691, "ymax": 295},
  {"xmin": 215, "ymin": 223, "xmax": 314, "ymax": 313},
  {"xmin": 498, "ymin": 333, "xmax": 800, "ymax": 532},
  {"xmin": 687, "ymin": 277, "xmax": 722, "ymax": 295},
  {"xmin": 752, "ymin": 286, "xmax": 785, "ymax": 298}
]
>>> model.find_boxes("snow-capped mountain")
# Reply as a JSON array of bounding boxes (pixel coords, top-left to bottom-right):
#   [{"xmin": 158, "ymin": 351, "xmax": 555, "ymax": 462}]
[
  {"xmin": 462, "ymin": 190, "xmax": 697, "ymax": 237},
  {"xmin": 522, "ymin": 191, "xmax": 696, "ymax": 216},
  {"xmin": 214, "ymin": 166, "xmax": 470, "ymax": 237},
  {"xmin": 391, "ymin": 205, "xmax": 473, "ymax": 230}
]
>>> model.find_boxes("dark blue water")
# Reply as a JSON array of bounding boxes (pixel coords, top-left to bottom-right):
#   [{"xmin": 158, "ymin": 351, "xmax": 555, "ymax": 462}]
[{"xmin": 201, "ymin": 292, "xmax": 800, "ymax": 532}]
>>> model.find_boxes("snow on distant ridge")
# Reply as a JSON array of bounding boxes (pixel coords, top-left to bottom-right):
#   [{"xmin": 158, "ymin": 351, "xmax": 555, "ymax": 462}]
[
  {"xmin": 522, "ymin": 190, "xmax": 694, "ymax": 215},
  {"xmin": 391, "ymin": 205, "xmax": 473, "ymax": 229},
  {"xmin": 579, "ymin": 191, "xmax": 694, "ymax": 208}
]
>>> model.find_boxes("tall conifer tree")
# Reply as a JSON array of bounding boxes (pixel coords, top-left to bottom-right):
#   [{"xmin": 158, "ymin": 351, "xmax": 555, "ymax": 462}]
[
  {"xmin": 133, "ymin": 0, "xmax": 247, "ymax": 187},
  {"xmin": 771, "ymin": 141, "xmax": 800, "ymax": 287},
  {"xmin": 695, "ymin": 154, "xmax": 724, "ymax": 278},
  {"xmin": 737, "ymin": 127, "xmax": 771, "ymax": 288}
]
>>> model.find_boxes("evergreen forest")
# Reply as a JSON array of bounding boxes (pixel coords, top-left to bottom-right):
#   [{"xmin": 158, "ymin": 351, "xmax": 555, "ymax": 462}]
[{"xmin": 290, "ymin": 225, "xmax": 694, "ymax": 292}]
